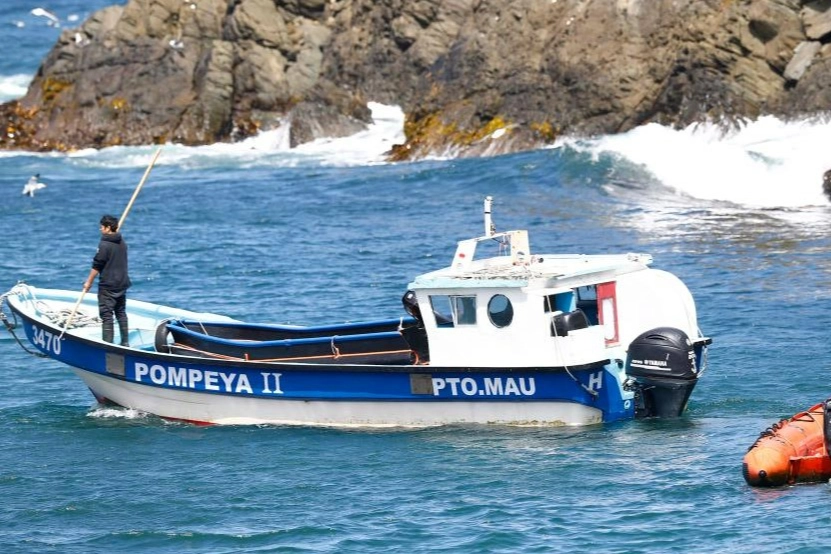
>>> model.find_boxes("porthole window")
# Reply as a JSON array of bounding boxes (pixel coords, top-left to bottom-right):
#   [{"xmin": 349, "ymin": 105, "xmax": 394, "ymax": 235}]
[{"xmin": 487, "ymin": 294, "xmax": 513, "ymax": 328}]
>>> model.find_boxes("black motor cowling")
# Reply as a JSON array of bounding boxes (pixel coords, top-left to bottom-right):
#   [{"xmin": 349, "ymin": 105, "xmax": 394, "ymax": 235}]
[{"xmin": 625, "ymin": 327, "xmax": 699, "ymax": 418}]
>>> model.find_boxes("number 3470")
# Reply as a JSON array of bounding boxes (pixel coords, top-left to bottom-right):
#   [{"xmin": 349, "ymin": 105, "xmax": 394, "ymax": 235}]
[{"xmin": 33, "ymin": 327, "xmax": 62, "ymax": 355}]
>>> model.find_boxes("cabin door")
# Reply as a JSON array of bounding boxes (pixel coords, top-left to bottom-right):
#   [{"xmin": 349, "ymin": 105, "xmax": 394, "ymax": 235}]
[{"xmin": 596, "ymin": 282, "xmax": 619, "ymax": 347}]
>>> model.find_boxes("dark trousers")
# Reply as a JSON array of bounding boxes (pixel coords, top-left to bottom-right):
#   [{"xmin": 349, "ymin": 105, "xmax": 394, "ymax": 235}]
[{"xmin": 98, "ymin": 288, "xmax": 129, "ymax": 345}]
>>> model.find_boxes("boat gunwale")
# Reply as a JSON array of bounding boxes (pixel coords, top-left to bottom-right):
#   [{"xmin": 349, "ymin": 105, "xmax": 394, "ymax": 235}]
[
  {"xmin": 6, "ymin": 297, "xmax": 614, "ymax": 375},
  {"xmin": 173, "ymin": 316, "xmax": 418, "ymax": 336}
]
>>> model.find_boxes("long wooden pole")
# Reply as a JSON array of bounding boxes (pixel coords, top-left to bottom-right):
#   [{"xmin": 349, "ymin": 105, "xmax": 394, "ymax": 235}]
[
  {"xmin": 59, "ymin": 147, "xmax": 163, "ymax": 339},
  {"xmin": 119, "ymin": 146, "xmax": 162, "ymax": 230}
]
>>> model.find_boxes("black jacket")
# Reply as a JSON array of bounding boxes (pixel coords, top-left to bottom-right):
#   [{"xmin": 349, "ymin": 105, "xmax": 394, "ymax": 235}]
[{"xmin": 92, "ymin": 232, "xmax": 131, "ymax": 291}]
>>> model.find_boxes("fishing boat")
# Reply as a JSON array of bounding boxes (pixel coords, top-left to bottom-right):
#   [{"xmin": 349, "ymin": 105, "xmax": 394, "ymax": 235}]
[
  {"xmin": 1, "ymin": 197, "xmax": 711, "ymax": 427},
  {"xmin": 743, "ymin": 400, "xmax": 831, "ymax": 487}
]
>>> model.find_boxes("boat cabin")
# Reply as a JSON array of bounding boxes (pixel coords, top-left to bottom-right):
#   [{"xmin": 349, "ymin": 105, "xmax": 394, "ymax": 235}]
[{"xmin": 407, "ymin": 225, "xmax": 699, "ymax": 369}]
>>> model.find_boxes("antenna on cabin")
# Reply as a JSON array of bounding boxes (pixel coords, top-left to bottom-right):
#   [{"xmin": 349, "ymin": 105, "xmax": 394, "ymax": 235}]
[{"xmin": 484, "ymin": 196, "xmax": 495, "ymax": 237}]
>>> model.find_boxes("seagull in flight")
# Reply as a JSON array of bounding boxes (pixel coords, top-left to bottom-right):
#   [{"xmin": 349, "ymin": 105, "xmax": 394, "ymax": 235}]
[
  {"xmin": 31, "ymin": 7, "xmax": 60, "ymax": 27},
  {"xmin": 22, "ymin": 174, "xmax": 47, "ymax": 197}
]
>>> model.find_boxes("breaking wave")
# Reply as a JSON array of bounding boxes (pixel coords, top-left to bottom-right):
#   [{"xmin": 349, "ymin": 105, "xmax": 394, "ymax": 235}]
[{"xmin": 559, "ymin": 116, "xmax": 831, "ymax": 209}]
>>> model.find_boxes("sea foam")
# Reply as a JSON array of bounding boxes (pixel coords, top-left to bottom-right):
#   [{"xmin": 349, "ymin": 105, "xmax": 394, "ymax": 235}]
[
  {"xmin": 564, "ymin": 116, "xmax": 831, "ymax": 209},
  {"xmin": 0, "ymin": 73, "xmax": 29, "ymax": 102}
]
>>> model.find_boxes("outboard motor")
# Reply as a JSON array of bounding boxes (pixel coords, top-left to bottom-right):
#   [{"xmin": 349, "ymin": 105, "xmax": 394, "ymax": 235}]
[{"xmin": 625, "ymin": 327, "xmax": 698, "ymax": 418}]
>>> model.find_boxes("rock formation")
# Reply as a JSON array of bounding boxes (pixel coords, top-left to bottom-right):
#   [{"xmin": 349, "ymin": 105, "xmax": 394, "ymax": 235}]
[{"xmin": 2, "ymin": 0, "xmax": 831, "ymax": 160}]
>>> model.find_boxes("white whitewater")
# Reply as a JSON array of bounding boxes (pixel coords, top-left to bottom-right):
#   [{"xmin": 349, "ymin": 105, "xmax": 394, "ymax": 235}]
[{"xmin": 565, "ymin": 116, "xmax": 831, "ymax": 209}]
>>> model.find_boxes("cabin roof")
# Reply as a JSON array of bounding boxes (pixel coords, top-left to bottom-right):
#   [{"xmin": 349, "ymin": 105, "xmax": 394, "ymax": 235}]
[{"xmin": 409, "ymin": 251, "xmax": 653, "ymax": 290}]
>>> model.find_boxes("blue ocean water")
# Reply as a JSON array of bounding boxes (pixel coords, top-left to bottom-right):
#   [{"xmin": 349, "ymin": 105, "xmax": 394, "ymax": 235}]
[{"xmin": 3, "ymin": 1, "xmax": 831, "ymax": 552}]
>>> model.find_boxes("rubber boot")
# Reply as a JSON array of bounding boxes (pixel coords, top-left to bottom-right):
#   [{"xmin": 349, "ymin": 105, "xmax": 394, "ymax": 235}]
[
  {"xmin": 102, "ymin": 321, "xmax": 114, "ymax": 343},
  {"xmin": 118, "ymin": 319, "xmax": 130, "ymax": 347}
]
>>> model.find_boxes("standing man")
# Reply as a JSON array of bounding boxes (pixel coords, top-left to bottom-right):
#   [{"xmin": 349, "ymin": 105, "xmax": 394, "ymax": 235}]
[{"xmin": 83, "ymin": 215, "xmax": 131, "ymax": 346}]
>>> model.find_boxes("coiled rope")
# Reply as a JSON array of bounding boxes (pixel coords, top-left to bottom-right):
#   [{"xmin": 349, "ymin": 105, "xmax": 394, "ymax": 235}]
[{"xmin": 39, "ymin": 303, "xmax": 101, "ymax": 329}]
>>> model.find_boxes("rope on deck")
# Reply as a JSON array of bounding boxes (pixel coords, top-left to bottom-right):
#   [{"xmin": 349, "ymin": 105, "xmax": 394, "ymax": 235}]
[{"xmin": 40, "ymin": 304, "xmax": 101, "ymax": 329}]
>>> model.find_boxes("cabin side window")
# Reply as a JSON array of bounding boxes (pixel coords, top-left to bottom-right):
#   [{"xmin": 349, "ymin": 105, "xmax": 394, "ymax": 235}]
[
  {"xmin": 575, "ymin": 285, "xmax": 599, "ymax": 325},
  {"xmin": 543, "ymin": 291, "xmax": 575, "ymax": 313},
  {"xmin": 429, "ymin": 295, "xmax": 477, "ymax": 327},
  {"xmin": 545, "ymin": 289, "xmax": 592, "ymax": 337},
  {"xmin": 487, "ymin": 294, "xmax": 514, "ymax": 328}
]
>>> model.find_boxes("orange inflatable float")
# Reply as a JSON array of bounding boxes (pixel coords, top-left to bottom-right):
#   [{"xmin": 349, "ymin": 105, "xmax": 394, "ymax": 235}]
[{"xmin": 743, "ymin": 400, "xmax": 831, "ymax": 487}]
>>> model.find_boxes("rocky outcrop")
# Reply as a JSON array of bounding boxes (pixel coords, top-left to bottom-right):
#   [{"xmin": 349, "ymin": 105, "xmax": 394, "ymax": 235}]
[{"xmin": 3, "ymin": 0, "xmax": 831, "ymax": 159}]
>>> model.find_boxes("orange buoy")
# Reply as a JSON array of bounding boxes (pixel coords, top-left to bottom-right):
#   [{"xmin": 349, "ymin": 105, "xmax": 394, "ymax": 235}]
[{"xmin": 743, "ymin": 402, "xmax": 831, "ymax": 487}]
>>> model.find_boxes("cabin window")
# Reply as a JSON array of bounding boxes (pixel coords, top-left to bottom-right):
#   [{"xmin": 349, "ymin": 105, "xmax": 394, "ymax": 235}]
[
  {"xmin": 487, "ymin": 294, "xmax": 514, "ymax": 328},
  {"xmin": 453, "ymin": 295, "xmax": 477, "ymax": 325},
  {"xmin": 543, "ymin": 291, "xmax": 575, "ymax": 313},
  {"xmin": 430, "ymin": 296, "xmax": 454, "ymax": 327},
  {"xmin": 575, "ymin": 285, "xmax": 599, "ymax": 325},
  {"xmin": 429, "ymin": 294, "xmax": 477, "ymax": 327}
]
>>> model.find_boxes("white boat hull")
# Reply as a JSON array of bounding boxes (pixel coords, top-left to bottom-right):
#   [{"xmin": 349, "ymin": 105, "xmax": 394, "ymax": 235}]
[{"xmin": 74, "ymin": 369, "xmax": 604, "ymax": 427}]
